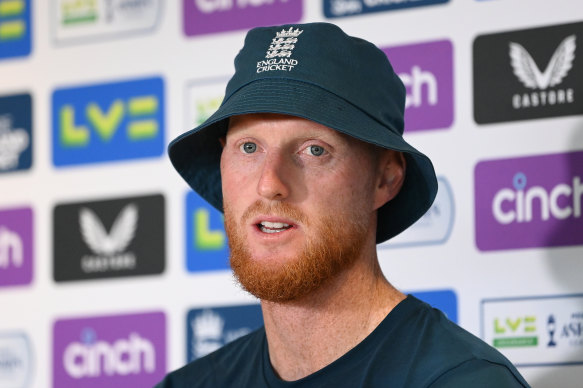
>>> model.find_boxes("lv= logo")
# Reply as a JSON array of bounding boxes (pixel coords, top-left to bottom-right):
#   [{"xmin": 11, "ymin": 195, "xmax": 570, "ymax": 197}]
[{"xmin": 60, "ymin": 95, "xmax": 159, "ymax": 146}]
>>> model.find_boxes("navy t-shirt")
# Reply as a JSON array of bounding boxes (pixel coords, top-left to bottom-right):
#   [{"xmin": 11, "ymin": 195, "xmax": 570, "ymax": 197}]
[{"xmin": 156, "ymin": 296, "xmax": 529, "ymax": 387}]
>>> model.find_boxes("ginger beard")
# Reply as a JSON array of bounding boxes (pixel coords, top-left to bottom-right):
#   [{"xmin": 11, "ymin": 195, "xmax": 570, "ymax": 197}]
[{"xmin": 225, "ymin": 200, "xmax": 369, "ymax": 303}]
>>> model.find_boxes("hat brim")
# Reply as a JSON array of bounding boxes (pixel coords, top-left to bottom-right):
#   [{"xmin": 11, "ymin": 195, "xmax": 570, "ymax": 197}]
[{"xmin": 169, "ymin": 78, "xmax": 437, "ymax": 243}]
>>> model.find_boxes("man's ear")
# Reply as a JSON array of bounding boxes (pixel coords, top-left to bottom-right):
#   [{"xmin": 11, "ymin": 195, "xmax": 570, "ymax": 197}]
[
  {"xmin": 373, "ymin": 150, "xmax": 406, "ymax": 210},
  {"xmin": 219, "ymin": 136, "xmax": 226, "ymax": 148}
]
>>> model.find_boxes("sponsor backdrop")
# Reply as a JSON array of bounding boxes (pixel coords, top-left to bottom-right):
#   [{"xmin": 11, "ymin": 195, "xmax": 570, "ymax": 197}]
[{"xmin": 0, "ymin": 0, "xmax": 581, "ymax": 387}]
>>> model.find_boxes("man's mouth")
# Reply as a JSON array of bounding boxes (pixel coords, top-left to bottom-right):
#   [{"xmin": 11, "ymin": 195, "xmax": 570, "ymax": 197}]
[{"xmin": 257, "ymin": 221, "xmax": 292, "ymax": 234}]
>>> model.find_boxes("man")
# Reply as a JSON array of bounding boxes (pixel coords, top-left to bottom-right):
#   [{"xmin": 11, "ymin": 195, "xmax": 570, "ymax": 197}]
[{"xmin": 158, "ymin": 23, "xmax": 529, "ymax": 387}]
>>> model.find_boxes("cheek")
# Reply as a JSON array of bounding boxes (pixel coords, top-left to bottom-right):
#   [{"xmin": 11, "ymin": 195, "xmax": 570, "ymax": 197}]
[
  {"xmin": 220, "ymin": 152, "xmax": 258, "ymax": 203},
  {"xmin": 220, "ymin": 154, "xmax": 240, "ymax": 202},
  {"xmin": 326, "ymin": 164, "xmax": 377, "ymax": 212}
]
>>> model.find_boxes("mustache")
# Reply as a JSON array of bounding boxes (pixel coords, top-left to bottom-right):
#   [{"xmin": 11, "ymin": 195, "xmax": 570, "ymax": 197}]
[{"xmin": 241, "ymin": 200, "xmax": 308, "ymax": 225}]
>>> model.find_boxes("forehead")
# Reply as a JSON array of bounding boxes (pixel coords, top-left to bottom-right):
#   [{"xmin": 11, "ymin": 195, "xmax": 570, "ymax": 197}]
[{"xmin": 227, "ymin": 113, "xmax": 368, "ymax": 147}]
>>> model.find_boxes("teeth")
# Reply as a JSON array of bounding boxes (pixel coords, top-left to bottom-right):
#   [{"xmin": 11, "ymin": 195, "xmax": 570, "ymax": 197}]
[
  {"xmin": 261, "ymin": 221, "xmax": 290, "ymax": 228},
  {"xmin": 259, "ymin": 221, "xmax": 291, "ymax": 233}
]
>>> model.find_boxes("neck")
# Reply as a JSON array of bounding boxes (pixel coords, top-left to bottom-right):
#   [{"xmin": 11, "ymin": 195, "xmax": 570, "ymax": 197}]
[{"xmin": 260, "ymin": 245, "xmax": 405, "ymax": 382}]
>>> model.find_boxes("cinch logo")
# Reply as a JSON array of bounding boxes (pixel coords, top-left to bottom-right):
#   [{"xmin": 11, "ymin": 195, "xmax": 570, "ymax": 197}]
[
  {"xmin": 53, "ymin": 312, "xmax": 166, "ymax": 387},
  {"xmin": 0, "ymin": 332, "xmax": 32, "ymax": 387},
  {"xmin": 491, "ymin": 172, "xmax": 582, "ymax": 225},
  {"xmin": 382, "ymin": 40, "xmax": 453, "ymax": 133},
  {"xmin": 0, "ymin": 0, "xmax": 31, "ymax": 60},
  {"xmin": 482, "ymin": 294, "xmax": 583, "ymax": 367},
  {"xmin": 474, "ymin": 21, "xmax": 583, "ymax": 124},
  {"xmin": 63, "ymin": 331, "xmax": 155, "ymax": 378},
  {"xmin": 53, "ymin": 194, "xmax": 165, "ymax": 282},
  {"xmin": 0, "ymin": 207, "xmax": 33, "ymax": 288},
  {"xmin": 187, "ymin": 304, "xmax": 263, "ymax": 361},
  {"xmin": 380, "ymin": 176, "xmax": 454, "ymax": 248},
  {"xmin": 323, "ymin": 0, "xmax": 449, "ymax": 19},
  {"xmin": 0, "ymin": 226, "xmax": 22, "ymax": 268},
  {"xmin": 52, "ymin": 76, "xmax": 164, "ymax": 167},
  {"xmin": 475, "ymin": 151, "xmax": 583, "ymax": 251},
  {"xmin": 183, "ymin": 0, "xmax": 302, "ymax": 37},
  {"xmin": 53, "ymin": 0, "xmax": 161, "ymax": 44},
  {"xmin": 186, "ymin": 191, "xmax": 229, "ymax": 272},
  {"xmin": 0, "ymin": 93, "xmax": 32, "ymax": 173},
  {"xmin": 256, "ymin": 27, "xmax": 302, "ymax": 73}
]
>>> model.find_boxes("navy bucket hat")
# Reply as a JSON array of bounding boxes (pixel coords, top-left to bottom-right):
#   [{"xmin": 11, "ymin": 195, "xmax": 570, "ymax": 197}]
[{"xmin": 169, "ymin": 22, "xmax": 437, "ymax": 243}]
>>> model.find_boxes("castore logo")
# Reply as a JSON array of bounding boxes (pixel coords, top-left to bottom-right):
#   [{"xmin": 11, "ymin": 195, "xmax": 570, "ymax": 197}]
[
  {"xmin": 79, "ymin": 203, "xmax": 138, "ymax": 273},
  {"xmin": 474, "ymin": 21, "xmax": 583, "ymax": 123},
  {"xmin": 53, "ymin": 194, "xmax": 165, "ymax": 281},
  {"xmin": 509, "ymin": 34, "xmax": 575, "ymax": 109}
]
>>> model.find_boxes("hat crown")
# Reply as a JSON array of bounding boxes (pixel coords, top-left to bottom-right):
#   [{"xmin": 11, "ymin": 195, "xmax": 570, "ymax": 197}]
[{"xmin": 225, "ymin": 22, "xmax": 406, "ymax": 136}]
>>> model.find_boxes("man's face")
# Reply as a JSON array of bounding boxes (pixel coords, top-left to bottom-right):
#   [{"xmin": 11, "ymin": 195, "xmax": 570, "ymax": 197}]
[{"xmin": 220, "ymin": 113, "xmax": 391, "ymax": 302}]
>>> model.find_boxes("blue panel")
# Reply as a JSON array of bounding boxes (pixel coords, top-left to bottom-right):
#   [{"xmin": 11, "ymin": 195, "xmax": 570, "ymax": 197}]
[{"xmin": 52, "ymin": 76, "xmax": 164, "ymax": 166}]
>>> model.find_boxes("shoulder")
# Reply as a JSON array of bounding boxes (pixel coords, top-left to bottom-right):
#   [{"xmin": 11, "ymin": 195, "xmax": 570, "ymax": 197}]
[
  {"xmin": 389, "ymin": 296, "xmax": 530, "ymax": 387},
  {"xmin": 428, "ymin": 359, "xmax": 530, "ymax": 387},
  {"xmin": 154, "ymin": 327, "xmax": 266, "ymax": 388}
]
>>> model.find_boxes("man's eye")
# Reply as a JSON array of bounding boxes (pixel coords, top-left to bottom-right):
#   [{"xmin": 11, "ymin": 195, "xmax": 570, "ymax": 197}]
[
  {"xmin": 240, "ymin": 142, "xmax": 257, "ymax": 154},
  {"xmin": 306, "ymin": 145, "xmax": 325, "ymax": 156}
]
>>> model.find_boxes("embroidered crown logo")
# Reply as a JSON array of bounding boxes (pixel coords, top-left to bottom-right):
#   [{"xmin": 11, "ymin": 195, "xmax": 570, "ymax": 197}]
[
  {"xmin": 266, "ymin": 27, "xmax": 303, "ymax": 59},
  {"xmin": 275, "ymin": 27, "xmax": 303, "ymax": 39}
]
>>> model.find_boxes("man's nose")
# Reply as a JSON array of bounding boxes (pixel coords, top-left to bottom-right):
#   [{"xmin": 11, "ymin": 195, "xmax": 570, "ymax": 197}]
[{"xmin": 256, "ymin": 151, "xmax": 291, "ymax": 200}]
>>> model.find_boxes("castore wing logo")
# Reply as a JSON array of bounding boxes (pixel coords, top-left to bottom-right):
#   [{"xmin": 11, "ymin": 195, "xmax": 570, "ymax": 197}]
[
  {"xmin": 80, "ymin": 203, "xmax": 137, "ymax": 256},
  {"xmin": 510, "ymin": 35, "xmax": 576, "ymax": 90}
]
